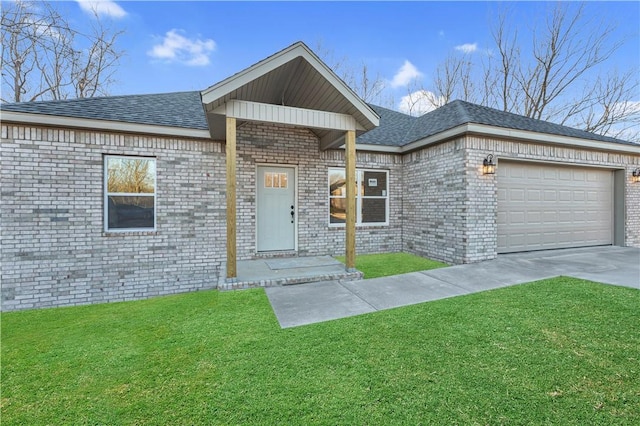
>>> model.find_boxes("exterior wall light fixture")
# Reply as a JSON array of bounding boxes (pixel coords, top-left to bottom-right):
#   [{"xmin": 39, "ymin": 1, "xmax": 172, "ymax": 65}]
[
  {"xmin": 483, "ymin": 154, "xmax": 496, "ymax": 175},
  {"xmin": 633, "ymin": 168, "xmax": 640, "ymax": 183}
]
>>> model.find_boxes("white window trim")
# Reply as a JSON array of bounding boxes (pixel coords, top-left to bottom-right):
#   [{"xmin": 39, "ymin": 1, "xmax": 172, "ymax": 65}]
[
  {"xmin": 328, "ymin": 167, "xmax": 389, "ymax": 227},
  {"xmin": 104, "ymin": 155, "xmax": 157, "ymax": 233}
]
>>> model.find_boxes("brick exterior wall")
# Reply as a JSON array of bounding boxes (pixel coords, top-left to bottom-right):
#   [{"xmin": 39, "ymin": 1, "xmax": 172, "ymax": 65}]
[
  {"xmin": 402, "ymin": 135, "xmax": 640, "ymax": 265},
  {"xmin": 1, "ymin": 122, "xmax": 403, "ymax": 310},
  {"xmin": 235, "ymin": 122, "xmax": 403, "ymax": 260},
  {"xmin": 1, "ymin": 124, "xmax": 226, "ymax": 311},
  {"xmin": 402, "ymin": 138, "xmax": 469, "ymax": 263},
  {"xmin": 2, "ymin": 120, "xmax": 638, "ymax": 311},
  {"xmin": 626, "ymin": 165, "xmax": 640, "ymax": 247}
]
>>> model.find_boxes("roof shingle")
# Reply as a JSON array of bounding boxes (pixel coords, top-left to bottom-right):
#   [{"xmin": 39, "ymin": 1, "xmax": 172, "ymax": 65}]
[
  {"xmin": 365, "ymin": 100, "xmax": 634, "ymax": 147},
  {"xmin": 2, "ymin": 92, "xmax": 633, "ymax": 147},
  {"xmin": 1, "ymin": 91, "xmax": 208, "ymax": 130}
]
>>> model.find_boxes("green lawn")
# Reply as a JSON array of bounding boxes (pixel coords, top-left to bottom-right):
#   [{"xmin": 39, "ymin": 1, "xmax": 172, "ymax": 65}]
[
  {"xmin": 336, "ymin": 252, "xmax": 448, "ymax": 278},
  {"xmin": 2, "ymin": 277, "xmax": 639, "ymax": 425}
]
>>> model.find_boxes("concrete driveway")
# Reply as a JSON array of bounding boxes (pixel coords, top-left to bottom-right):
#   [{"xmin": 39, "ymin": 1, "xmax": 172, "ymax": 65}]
[{"xmin": 265, "ymin": 246, "xmax": 640, "ymax": 328}]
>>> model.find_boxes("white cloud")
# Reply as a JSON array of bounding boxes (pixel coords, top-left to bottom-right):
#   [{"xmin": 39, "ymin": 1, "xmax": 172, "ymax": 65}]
[
  {"xmin": 75, "ymin": 0, "xmax": 127, "ymax": 19},
  {"xmin": 398, "ymin": 90, "xmax": 446, "ymax": 116},
  {"xmin": 390, "ymin": 60, "xmax": 422, "ymax": 88},
  {"xmin": 148, "ymin": 30, "xmax": 216, "ymax": 66},
  {"xmin": 454, "ymin": 43, "xmax": 478, "ymax": 54}
]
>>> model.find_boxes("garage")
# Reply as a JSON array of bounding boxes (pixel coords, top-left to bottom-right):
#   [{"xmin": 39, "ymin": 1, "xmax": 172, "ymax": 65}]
[{"xmin": 497, "ymin": 161, "xmax": 613, "ymax": 253}]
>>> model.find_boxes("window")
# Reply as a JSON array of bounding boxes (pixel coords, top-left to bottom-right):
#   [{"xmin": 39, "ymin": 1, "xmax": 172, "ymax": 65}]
[
  {"xmin": 264, "ymin": 171, "xmax": 288, "ymax": 188},
  {"xmin": 328, "ymin": 168, "xmax": 388, "ymax": 226},
  {"xmin": 104, "ymin": 156, "xmax": 156, "ymax": 231}
]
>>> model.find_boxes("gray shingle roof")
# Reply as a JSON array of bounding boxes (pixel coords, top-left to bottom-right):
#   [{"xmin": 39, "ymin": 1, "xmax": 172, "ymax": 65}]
[
  {"xmin": 2, "ymin": 91, "xmax": 633, "ymax": 147},
  {"xmin": 364, "ymin": 100, "xmax": 633, "ymax": 147},
  {"xmin": 355, "ymin": 104, "xmax": 416, "ymax": 147},
  {"xmin": 1, "ymin": 91, "xmax": 208, "ymax": 130}
]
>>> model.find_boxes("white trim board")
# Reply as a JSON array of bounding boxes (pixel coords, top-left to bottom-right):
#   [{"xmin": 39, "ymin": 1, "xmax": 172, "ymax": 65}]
[{"xmin": 1, "ymin": 111, "xmax": 212, "ymax": 139}]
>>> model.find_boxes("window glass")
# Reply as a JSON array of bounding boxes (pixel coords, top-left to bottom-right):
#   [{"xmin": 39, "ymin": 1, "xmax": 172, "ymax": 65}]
[
  {"xmin": 328, "ymin": 168, "xmax": 388, "ymax": 226},
  {"xmin": 361, "ymin": 198, "xmax": 386, "ymax": 223},
  {"xmin": 105, "ymin": 156, "xmax": 156, "ymax": 231},
  {"xmin": 265, "ymin": 172, "xmax": 288, "ymax": 189},
  {"xmin": 329, "ymin": 169, "xmax": 346, "ymax": 197},
  {"xmin": 107, "ymin": 196, "xmax": 155, "ymax": 229},
  {"xmin": 362, "ymin": 171, "xmax": 387, "ymax": 197}
]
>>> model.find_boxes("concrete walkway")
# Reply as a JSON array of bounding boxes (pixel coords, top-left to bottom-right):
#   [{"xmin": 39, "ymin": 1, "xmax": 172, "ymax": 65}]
[{"xmin": 265, "ymin": 246, "xmax": 640, "ymax": 328}]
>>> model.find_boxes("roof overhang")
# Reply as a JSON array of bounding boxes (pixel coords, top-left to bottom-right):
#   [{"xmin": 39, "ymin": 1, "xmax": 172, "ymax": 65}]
[
  {"xmin": 354, "ymin": 123, "xmax": 640, "ymax": 155},
  {"xmin": 0, "ymin": 110, "xmax": 212, "ymax": 139},
  {"xmin": 201, "ymin": 42, "xmax": 379, "ymax": 149}
]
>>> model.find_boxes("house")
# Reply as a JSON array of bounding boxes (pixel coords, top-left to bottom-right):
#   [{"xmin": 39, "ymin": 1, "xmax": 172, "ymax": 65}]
[{"xmin": 1, "ymin": 42, "xmax": 639, "ymax": 311}]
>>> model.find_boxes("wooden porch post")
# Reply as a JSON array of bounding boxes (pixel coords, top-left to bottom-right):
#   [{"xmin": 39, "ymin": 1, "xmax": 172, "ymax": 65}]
[
  {"xmin": 345, "ymin": 129, "xmax": 356, "ymax": 271},
  {"xmin": 226, "ymin": 117, "xmax": 237, "ymax": 279}
]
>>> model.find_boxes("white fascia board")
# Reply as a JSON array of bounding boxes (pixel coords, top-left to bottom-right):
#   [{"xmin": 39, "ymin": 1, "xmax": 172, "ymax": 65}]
[
  {"xmin": 353, "ymin": 143, "xmax": 402, "ymax": 153},
  {"xmin": 201, "ymin": 42, "xmax": 379, "ymax": 129},
  {"xmin": 295, "ymin": 44, "xmax": 379, "ymax": 128},
  {"xmin": 0, "ymin": 111, "xmax": 212, "ymax": 139},
  {"xmin": 201, "ymin": 44, "xmax": 301, "ymax": 106},
  {"xmin": 400, "ymin": 124, "xmax": 469, "ymax": 152},
  {"xmin": 399, "ymin": 122, "xmax": 640, "ymax": 155},
  {"xmin": 466, "ymin": 123, "xmax": 640, "ymax": 154}
]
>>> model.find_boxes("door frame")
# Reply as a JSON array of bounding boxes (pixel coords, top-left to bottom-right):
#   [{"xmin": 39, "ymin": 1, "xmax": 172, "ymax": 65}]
[{"xmin": 255, "ymin": 163, "xmax": 298, "ymax": 253}]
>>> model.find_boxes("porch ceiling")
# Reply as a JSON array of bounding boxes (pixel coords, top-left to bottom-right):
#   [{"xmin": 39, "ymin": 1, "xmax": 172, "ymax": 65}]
[{"xmin": 201, "ymin": 42, "xmax": 379, "ymax": 148}]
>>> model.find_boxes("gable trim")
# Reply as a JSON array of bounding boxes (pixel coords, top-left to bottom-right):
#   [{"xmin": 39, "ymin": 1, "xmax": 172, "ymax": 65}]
[{"xmin": 201, "ymin": 42, "xmax": 379, "ymax": 130}]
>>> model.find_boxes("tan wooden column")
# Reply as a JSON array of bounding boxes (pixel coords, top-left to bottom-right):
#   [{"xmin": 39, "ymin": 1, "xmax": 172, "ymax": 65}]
[
  {"xmin": 345, "ymin": 129, "xmax": 356, "ymax": 271},
  {"xmin": 226, "ymin": 117, "xmax": 237, "ymax": 279}
]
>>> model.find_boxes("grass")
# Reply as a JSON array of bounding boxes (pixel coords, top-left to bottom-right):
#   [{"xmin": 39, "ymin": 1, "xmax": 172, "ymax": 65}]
[
  {"xmin": 2, "ymin": 277, "xmax": 639, "ymax": 425},
  {"xmin": 336, "ymin": 252, "xmax": 448, "ymax": 278}
]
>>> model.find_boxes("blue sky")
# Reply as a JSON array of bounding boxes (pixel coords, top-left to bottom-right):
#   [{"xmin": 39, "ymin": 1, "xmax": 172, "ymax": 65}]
[{"xmin": 10, "ymin": 1, "xmax": 640, "ymax": 114}]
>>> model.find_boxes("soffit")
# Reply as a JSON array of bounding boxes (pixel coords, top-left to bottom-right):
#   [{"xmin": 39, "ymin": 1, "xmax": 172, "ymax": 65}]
[{"xmin": 201, "ymin": 42, "xmax": 379, "ymax": 143}]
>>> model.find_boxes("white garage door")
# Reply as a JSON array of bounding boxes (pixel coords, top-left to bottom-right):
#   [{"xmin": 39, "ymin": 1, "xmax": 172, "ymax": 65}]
[{"xmin": 497, "ymin": 161, "xmax": 613, "ymax": 253}]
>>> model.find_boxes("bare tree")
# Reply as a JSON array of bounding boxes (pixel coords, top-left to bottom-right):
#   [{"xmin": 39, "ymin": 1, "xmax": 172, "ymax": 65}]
[
  {"xmin": 107, "ymin": 159, "xmax": 154, "ymax": 194},
  {"xmin": 1, "ymin": 0, "xmax": 124, "ymax": 103},
  {"xmin": 350, "ymin": 62, "xmax": 386, "ymax": 104},
  {"xmin": 432, "ymin": 53, "xmax": 478, "ymax": 106},
  {"xmin": 421, "ymin": 3, "xmax": 639, "ymax": 141},
  {"xmin": 314, "ymin": 41, "xmax": 391, "ymax": 106}
]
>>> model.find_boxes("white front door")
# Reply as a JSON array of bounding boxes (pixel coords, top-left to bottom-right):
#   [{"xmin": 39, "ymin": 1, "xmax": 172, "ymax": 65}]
[{"xmin": 257, "ymin": 166, "xmax": 296, "ymax": 252}]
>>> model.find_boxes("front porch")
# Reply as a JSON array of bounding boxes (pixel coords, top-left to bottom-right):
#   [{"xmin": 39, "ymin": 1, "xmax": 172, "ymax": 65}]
[
  {"xmin": 200, "ymin": 42, "xmax": 380, "ymax": 283},
  {"xmin": 218, "ymin": 255, "xmax": 363, "ymax": 290}
]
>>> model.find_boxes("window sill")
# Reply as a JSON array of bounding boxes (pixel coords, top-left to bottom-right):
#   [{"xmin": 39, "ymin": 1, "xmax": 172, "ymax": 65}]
[
  {"xmin": 328, "ymin": 224, "xmax": 389, "ymax": 230},
  {"xmin": 102, "ymin": 230, "xmax": 158, "ymax": 237}
]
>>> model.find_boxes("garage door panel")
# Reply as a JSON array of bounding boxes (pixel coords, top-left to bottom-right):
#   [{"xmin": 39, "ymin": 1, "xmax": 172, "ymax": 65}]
[
  {"xmin": 527, "ymin": 210, "xmax": 542, "ymax": 224},
  {"xmin": 558, "ymin": 190, "xmax": 572, "ymax": 201},
  {"xmin": 573, "ymin": 170, "xmax": 586, "ymax": 181},
  {"xmin": 510, "ymin": 211, "xmax": 525, "ymax": 224},
  {"xmin": 558, "ymin": 210, "xmax": 572, "ymax": 223},
  {"xmin": 498, "ymin": 162, "xmax": 612, "ymax": 253},
  {"xmin": 510, "ymin": 188, "xmax": 525, "ymax": 201},
  {"xmin": 527, "ymin": 189, "xmax": 541, "ymax": 201},
  {"xmin": 557, "ymin": 169, "xmax": 571, "ymax": 180}
]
